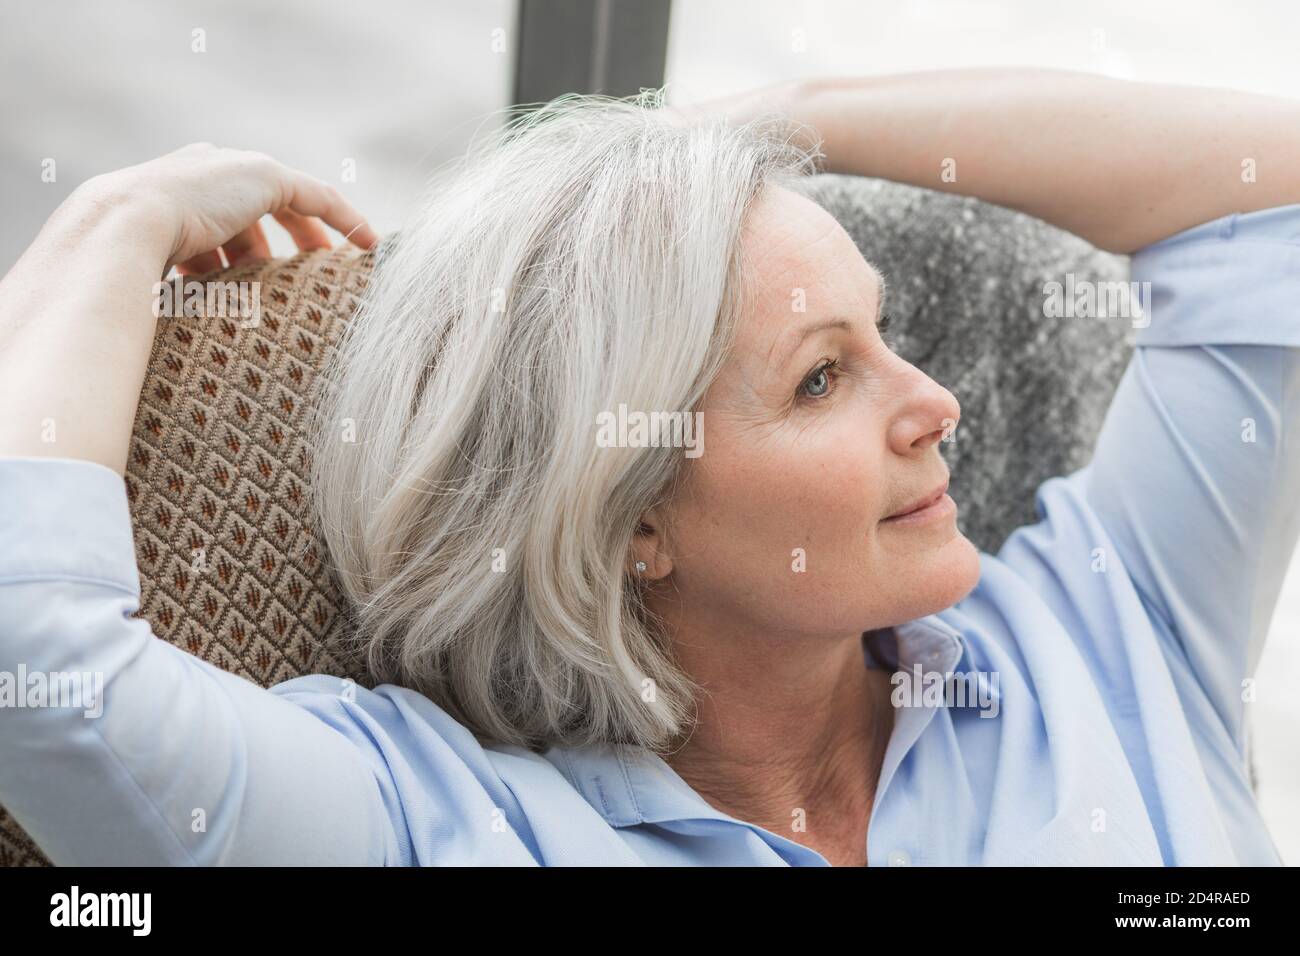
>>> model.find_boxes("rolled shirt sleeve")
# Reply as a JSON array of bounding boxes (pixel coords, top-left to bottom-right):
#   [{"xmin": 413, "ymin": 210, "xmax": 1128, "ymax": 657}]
[
  {"xmin": 0, "ymin": 456, "xmax": 400, "ymax": 865},
  {"xmin": 1073, "ymin": 203, "xmax": 1300, "ymax": 752}
]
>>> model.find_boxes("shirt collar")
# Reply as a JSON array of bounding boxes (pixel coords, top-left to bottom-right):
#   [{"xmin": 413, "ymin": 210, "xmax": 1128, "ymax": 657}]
[
  {"xmin": 864, "ymin": 613, "xmax": 971, "ymax": 673},
  {"xmin": 546, "ymin": 613, "xmax": 980, "ymax": 831},
  {"xmin": 546, "ymin": 738, "xmax": 717, "ymax": 830}
]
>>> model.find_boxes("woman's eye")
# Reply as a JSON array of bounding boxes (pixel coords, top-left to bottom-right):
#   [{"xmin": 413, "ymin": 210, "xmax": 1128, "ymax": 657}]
[
  {"xmin": 878, "ymin": 312, "xmax": 897, "ymax": 351},
  {"xmin": 799, "ymin": 359, "xmax": 838, "ymax": 399}
]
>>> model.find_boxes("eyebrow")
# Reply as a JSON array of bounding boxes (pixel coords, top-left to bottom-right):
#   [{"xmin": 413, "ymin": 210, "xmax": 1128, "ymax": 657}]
[{"xmin": 777, "ymin": 273, "xmax": 888, "ymax": 370}]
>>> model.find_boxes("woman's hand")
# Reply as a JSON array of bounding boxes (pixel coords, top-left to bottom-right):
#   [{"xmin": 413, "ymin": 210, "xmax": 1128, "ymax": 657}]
[
  {"xmin": 82, "ymin": 142, "xmax": 379, "ymax": 274},
  {"xmin": 0, "ymin": 144, "xmax": 380, "ymax": 475}
]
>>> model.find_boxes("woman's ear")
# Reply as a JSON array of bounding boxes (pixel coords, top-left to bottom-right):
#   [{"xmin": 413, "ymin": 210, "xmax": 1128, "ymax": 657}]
[{"xmin": 630, "ymin": 509, "xmax": 673, "ymax": 581}]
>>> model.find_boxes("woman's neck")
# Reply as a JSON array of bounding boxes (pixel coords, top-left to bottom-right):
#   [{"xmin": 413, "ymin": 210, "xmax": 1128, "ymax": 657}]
[{"xmin": 661, "ymin": 621, "xmax": 897, "ymax": 857}]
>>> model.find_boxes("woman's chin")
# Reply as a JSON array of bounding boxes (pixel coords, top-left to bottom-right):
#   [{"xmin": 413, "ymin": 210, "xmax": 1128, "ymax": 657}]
[
  {"xmin": 893, "ymin": 532, "xmax": 982, "ymax": 622},
  {"xmin": 947, "ymin": 532, "xmax": 983, "ymax": 599}
]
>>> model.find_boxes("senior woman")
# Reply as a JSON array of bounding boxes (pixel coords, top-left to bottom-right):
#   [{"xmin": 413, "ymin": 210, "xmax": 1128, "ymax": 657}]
[{"xmin": 0, "ymin": 68, "xmax": 1297, "ymax": 867}]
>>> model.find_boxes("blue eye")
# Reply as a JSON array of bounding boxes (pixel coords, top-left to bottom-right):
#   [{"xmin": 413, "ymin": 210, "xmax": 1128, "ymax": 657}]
[{"xmin": 800, "ymin": 359, "xmax": 838, "ymax": 399}]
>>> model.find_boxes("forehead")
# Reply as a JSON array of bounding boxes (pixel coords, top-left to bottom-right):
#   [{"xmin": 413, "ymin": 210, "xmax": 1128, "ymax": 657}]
[{"xmin": 738, "ymin": 185, "xmax": 882, "ymax": 317}]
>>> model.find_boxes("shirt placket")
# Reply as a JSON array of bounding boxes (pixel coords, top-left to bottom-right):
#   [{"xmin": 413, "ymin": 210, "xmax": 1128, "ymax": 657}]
[{"xmin": 866, "ymin": 617, "xmax": 967, "ymax": 866}]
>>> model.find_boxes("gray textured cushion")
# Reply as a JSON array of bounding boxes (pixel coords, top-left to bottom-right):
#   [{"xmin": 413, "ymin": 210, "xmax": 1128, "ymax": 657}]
[{"xmin": 800, "ymin": 175, "xmax": 1134, "ymax": 554}]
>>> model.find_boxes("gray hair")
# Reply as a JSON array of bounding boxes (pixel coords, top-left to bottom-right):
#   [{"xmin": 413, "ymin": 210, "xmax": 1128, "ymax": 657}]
[{"xmin": 309, "ymin": 88, "xmax": 821, "ymax": 753}]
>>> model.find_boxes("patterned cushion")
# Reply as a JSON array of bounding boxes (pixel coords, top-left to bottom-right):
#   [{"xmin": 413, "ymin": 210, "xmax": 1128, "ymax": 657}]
[
  {"xmin": 0, "ymin": 177, "xmax": 1133, "ymax": 865},
  {"xmin": 120, "ymin": 247, "xmax": 373, "ymax": 686}
]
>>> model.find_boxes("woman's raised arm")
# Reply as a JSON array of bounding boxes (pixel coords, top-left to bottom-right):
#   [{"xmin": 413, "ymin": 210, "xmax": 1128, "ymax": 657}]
[
  {"xmin": 0, "ymin": 143, "xmax": 377, "ymax": 474},
  {"xmin": 0, "ymin": 149, "xmax": 396, "ymax": 865},
  {"xmin": 672, "ymin": 68, "xmax": 1300, "ymax": 253}
]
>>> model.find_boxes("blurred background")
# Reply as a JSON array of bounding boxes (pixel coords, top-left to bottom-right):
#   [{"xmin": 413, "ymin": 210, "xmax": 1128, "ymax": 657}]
[{"xmin": 1, "ymin": 0, "xmax": 1296, "ymax": 862}]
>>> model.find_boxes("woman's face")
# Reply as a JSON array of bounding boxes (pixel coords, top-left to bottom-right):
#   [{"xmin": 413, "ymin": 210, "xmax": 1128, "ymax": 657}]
[{"xmin": 645, "ymin": 184, "xmax": 981, "ymax": 639}]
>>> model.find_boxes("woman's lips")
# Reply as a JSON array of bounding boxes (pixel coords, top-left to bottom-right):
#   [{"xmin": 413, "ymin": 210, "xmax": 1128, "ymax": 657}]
[{"xmin": 881, "ymin": 480, "xmax": 954, "ymax": 525}]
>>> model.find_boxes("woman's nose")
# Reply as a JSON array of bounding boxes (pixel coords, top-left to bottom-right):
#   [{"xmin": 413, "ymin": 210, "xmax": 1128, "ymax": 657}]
[{"xmin": 888, "ymin": 362, "xmax": 961, "ymax": 455}]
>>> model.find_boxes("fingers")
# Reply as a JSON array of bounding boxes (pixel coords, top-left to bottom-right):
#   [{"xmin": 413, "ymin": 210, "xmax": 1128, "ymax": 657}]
[
  {"xmin": 176, "ymin": 249, "xmax": 225, "ymax": 276},
  {"xmin": 178, "ymin": 201, "xmax": 368, "ymax": 274},
  {"xmin": 227, "ymin": 150, "xmax": 379, "ymax": 252},
  {"xmin": 221, "ymin": 218, "xmax": 272, "ymax": 267},
  {"xmin": 177, "ymin": 219, "xmax": 271, "ymax": 276},
  {"xmin": 167, "ymin": 146, "xmax": 380, "ymax": 271},
  {"xmin": 284, "ymin": 176, "xmax": 380, "ymax": 250},
  {"xmin": 272, "ymin": 207, "xmax": 332, "ymax": 253}
]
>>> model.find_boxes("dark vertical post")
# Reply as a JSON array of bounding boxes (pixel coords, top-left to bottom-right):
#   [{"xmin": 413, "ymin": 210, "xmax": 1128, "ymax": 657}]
[{"xmin": 512, "ymin": 0, "xmax": 673, "ymax": 106}]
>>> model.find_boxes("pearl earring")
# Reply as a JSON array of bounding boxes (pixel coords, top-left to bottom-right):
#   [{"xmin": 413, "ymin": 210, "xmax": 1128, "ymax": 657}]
[{"xmin": 634, "ymin": 561, "xmax": 647, "ymax": 574}]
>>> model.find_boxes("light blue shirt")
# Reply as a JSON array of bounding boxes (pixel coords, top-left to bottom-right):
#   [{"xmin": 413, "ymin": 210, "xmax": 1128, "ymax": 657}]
[{"xmin": 2, "ymin": 203, "xmax": 1298, "ymax": 866}]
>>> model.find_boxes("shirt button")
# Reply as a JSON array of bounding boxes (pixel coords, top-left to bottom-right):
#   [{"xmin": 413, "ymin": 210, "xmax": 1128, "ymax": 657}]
[{"xmin": 887, "ymin": 849, "xmax": 912, "ymax": 867}]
